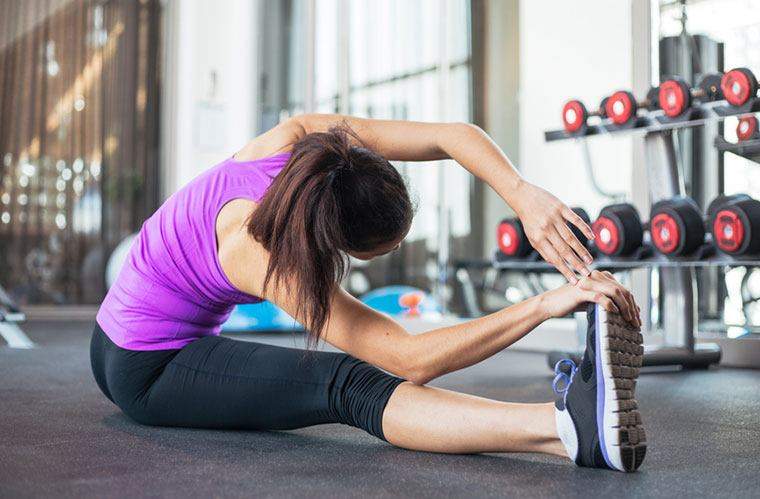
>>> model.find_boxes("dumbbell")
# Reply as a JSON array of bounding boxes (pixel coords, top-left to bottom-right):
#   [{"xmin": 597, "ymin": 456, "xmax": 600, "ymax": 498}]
[
  {"xmin": 591, "ymin": 203, "xmax": 644, "ymax": 257},
  {"xmin": 496, "ymin": 207, "xmax": 591, "ymax": 258},
  {"xmin": 708, "ymin": 194, "xmax": 760, "ymax": 256},
  {"xmin": 649, "ymin": 197, "xmax": 705, "ymax": 256},
  {"xmin": 658, "ymin": 73, "xmax": 724, "ymax": 118},
  {"xmin": 720, "ymin": 67, "xmax": 759, "ymax": 108},
  {"xmin": 737, "ymin": 115, "xmax": 759, "ymax": 142},
  {"xmin": 561, "ymin": 97, "xmax": 610, "ymax": 133},
  {"xmin": 602, "ymin": 87, "xmax": 660, "ymax": 126},
  {"xmin": 496, "ymin": 218, "xmax": 533, "ymax": 258}
]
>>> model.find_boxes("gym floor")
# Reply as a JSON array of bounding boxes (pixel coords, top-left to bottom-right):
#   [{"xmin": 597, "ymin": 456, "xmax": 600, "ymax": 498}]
[{"xmin": 2, "ymin": 321, "xmax": 759, "ymax": 498}]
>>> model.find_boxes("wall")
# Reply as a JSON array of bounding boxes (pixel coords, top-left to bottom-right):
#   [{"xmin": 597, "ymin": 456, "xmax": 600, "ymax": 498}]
[
  {"xmin": 162, "ymin": 0, "xmax": 260, "ymax": 197},
  {"xmin": 517, "ymin": 0, "xmax": 635, "ymax": 217}
]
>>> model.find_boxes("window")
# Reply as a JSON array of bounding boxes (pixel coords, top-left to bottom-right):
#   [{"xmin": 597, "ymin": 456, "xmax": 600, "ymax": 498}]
[
  {"xmin": 0, "ymin": 1, "xmax": 162, "ymax": 305},
  {"xmin": 656, "ymin": 0, "xmax": 760, "ymax": 197},
  {"xmin": 258, "ymin": 0, "xmax": 473, "ymax": 296}
]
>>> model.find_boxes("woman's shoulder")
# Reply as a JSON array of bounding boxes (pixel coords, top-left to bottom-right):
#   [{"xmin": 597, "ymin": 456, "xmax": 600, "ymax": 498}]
[{"xmin": 233, "ymin": 118, "xmax": 303, "ymax": 162}]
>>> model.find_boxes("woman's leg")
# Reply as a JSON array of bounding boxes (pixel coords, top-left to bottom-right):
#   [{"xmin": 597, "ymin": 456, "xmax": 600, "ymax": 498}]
[
  {"xmin": 96, "ymin": 328, "xmax": 566, "ymax": 458},
  {"xmin": 116, "ymin": 335, "xmax": 403, "ymax": 440},
  {"xmin": 382, "ymin": 383, "xmax": 567, "ymax": 457}
]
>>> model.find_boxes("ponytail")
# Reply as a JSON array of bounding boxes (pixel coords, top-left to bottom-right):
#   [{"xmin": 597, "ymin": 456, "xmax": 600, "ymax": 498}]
[{"xmin": 248, "ymin": 125, "xmax": 412, "ymax": 344}]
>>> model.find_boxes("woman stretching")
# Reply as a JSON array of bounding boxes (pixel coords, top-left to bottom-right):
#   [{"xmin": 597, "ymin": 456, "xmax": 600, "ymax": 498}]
[{"xmin": 91, "ymin": 115, "xmax": 645, "ymax": 472}]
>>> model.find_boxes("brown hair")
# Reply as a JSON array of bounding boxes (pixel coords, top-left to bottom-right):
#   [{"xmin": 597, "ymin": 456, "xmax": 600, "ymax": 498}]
[{"xmin": 248, "ymin": 125, "xmax": 413, "ymax": 344}]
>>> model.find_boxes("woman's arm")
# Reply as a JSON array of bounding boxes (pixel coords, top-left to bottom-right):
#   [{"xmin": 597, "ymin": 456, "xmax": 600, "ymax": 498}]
[
  {"xmin": 238, "ymin": 114, "xmax": 595, "ymax": 282},
  {"xmin": 315, "ymin": 271, "xmax": 638, "ymax": 385},
  {"xmin": 221, "ymin": 215, "xmax": 639, "ymax": 385},
  {"xmin": 238, "ymin": 246, "xmax": 639, "ymax": 385}
]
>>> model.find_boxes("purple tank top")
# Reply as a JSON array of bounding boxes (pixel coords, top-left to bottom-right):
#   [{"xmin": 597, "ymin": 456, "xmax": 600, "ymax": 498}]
[{"xmin": 96, "ymin": 152, "xmax": 291, "ymax": 350}]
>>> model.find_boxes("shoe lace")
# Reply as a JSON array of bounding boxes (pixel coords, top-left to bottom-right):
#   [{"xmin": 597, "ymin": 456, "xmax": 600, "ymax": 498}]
[{"xmin": 552, "ymin": 358, "xmax": 578, "ymax": 396}]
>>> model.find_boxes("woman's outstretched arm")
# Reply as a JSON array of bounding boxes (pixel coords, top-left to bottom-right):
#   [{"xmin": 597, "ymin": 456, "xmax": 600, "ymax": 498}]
[
  {"xmin": 231, "ymin": 232, "xmax": 640, "ymax": 385},
  {"xmin": 238, "ymin": 114, "xmax": 594, "ymax": 282},
  {"xmin": 315, "ymin": 271, "xmax": 638, "ymax": 385}
]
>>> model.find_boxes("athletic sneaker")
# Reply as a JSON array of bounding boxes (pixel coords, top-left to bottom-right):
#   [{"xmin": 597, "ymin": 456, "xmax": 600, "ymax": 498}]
[{"xmin": 553, "ymin": 303, "xmax": 647, "ymax": 472}]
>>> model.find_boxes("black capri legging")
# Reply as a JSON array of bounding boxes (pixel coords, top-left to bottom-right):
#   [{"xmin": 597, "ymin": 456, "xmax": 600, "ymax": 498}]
[{"xmin": 90, "ymin": 325, "xmax": 405, "ymax": 440}]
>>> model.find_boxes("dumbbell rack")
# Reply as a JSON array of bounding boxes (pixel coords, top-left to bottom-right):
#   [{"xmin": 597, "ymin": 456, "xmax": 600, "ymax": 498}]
[
  {"xmin": 546, "ymin": 98, "xmax": 760, "ymax": 142},
  {"xmin": 715, "ymin": 137, "xmax": 760, "ymax": 162},
  {"xmin": 511, "ymin": 97, "xmax": 760, "ymax": 369}
]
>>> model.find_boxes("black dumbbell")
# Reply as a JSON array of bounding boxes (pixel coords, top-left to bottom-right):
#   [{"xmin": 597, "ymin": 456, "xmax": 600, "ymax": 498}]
[
  {"xmin": 737, "ymin": 115, "xmax": 759, "ymax": 142},
  {"xmin": 496, "ymin": 207, "xmax": 591, "ymax": 259},
  {"xmin": 720, "ymin": 67, "xmax": 759, "ymax": 108},
  {"xmin": 658, "ymin": 73, "xmax": 724, "ymax": 118},
  {"xmin": 708, "ymin": 194, "xmax": 760, "ymax": 256},
  {"xmin": 603, "ymin": 87, "xmax": 660, "ymax": 126},
  {"xmin": 591, "ymin": 203, "xmax": 644, "ymax": 257},
  {"xmin": 561, "ymin": 97, "xmax": 610, "ymax": 133},
  {"xmin": 649, "ymin": 197, "xmax": 705, "ymax": 256},
  {"xmin": 496, "ymin": 218, "xmax": 533, "ymax": 258}
]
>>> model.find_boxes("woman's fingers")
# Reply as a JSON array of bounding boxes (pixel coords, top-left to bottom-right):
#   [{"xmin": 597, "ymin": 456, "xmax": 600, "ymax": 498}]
[
  {"xmin": 547, "ymin": 230, "xmax": 589, "ymax": 278},
  {"xmin": 555, "ymin": 221, "xmax": 593, "ymax": 267},
  {"xmin": 596, "ymin": 271, "xmax": 641, "ymax": 327},
  {"xmin": 563, "ymin": 207, "xmax": 595, "ymax": 241},
  {"xmin": 581, "ymin": 272, "xmax": 638, "ymax": 326},
  {"xmin": 582, "ymin": 289, "xmax": 619, "ymax": 314},
  {"xmin": 538, "ymin": 240, "xmax": 578, "ymax": 284}
]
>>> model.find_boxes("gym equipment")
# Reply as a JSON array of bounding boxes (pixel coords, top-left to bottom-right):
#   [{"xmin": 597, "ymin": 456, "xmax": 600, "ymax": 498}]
[
  {"xmin": 736, "ymin": 116, "xmax": 759, "ymax": 142},
  {"xmin": 497, "ymin": 207, "xmax": 590, "ymax": 259},
  {"xmin": 658, "ymin": 73, "xmax": 724, "ymax": 118},
  {"xmin": 222, "ymin": 286, "xmax": 443, "ymax": 333},
  {"xmin": 222, "ymin": 301, "xmax": 300, "ymax": 332},
  {"xmin": 360, "ymin": 285, "xmax": 442, "ymax": 318},
  {"xmin": 591, "ymin": 203, "xmax": 644, "ymax": 257},
  {"xmin": 0, "ymin": 284, "xmax": 34, "ymax": 349},
  {"xmin": 562, "ymin": 90, "xmax": 660, "ymax": 133},
  {"xmin": 650, "ymin": 197, "xmax": 705, "ymax": 256},
  {"xmin": 603, "ymin": 87, "xmax": 660, "ymax": 126},
  {"xmin": 496, "ymin": 218, "xmax": 533, "ymax": 258},
  {"xmin": 561, "ymin": 97, "xmax": 609, "ymax": 133},
  {"xmin": 106, "ymin": 233, "xmax": 138, "ymax": 289},
  {"xmin": 544, "ymin": 34, "xmax": 739, "ymax": 370},
  {"xmin": 720, "ymin": 67, "xmax": 759, "ymax": 108},
  {"xmin": 709, "ymin": 194, "xmax": 760, "ymax": 256}
]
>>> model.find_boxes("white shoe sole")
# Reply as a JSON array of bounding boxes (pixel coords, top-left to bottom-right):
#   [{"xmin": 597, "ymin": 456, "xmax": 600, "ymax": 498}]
[{"xmin": 596, "ymin": 306, "xmax": 647, "ymax": 472}]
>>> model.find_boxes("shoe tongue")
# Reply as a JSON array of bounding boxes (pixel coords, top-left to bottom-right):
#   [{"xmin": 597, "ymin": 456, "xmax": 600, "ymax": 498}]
[{"xmin": 581, "ymin": 303, "xmax": 596, "ymax": 383}]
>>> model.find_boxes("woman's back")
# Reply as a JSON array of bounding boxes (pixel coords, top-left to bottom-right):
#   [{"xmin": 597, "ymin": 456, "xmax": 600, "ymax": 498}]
[{"xmin": 95, "ymin": 153, "xmax": 291, "ymax": 350}]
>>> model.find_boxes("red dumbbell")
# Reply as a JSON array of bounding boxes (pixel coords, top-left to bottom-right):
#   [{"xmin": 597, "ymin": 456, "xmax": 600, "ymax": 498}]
[
  {"xmin": 649, "ymin": 197, "xmax": 705, "ymax": 256},
  {"xmin": 497, "ymin": 208, "xmax": 590, "ymax": 259},
  {"xmin": 602, "ymin": 87, "xmax": 660, "ymax": 126},
  {"xmin": 720, "ymin": 68, "xmax": 759, "ymax": 108},
  {"xmin": 658, "ymin": 73, "xmax": 724, "ymax": 118},
  {"xmin": 592, "ymin": 203, "xmax": 644, "ymax": 257},
  {"xmin": 737, "ymin": 116, "xmax": 759, "ymax": 142},
  {"xmin": 496, "ymin": 218, "xmax": 533, "ymax": 258},
  {"xmin": 561, "ymin": 97, "xmax": 609, "ymax": 133},
  {"xmin": 709, "ymin": 194, "xmax": 760, "ymax": 256}
]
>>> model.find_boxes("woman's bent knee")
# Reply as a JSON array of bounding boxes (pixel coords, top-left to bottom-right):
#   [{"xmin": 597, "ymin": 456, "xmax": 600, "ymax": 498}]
[{"xmin": 328, "ymin": 355, "xmax": 405, "ymax": 440}]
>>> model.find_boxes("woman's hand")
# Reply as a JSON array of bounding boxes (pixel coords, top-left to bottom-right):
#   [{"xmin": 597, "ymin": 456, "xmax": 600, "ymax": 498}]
[
  {"xmin": 510, "ymin": 181, "xmax": 595, "ymax": 284},
  {"xmin": 540, "ymin": 271, "xmax": 641, "ymax": 327}
]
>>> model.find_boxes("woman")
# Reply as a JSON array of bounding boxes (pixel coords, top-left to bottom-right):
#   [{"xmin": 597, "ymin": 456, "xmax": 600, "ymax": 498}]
[{"xmin": 91, "ymin": 114, "xmax": 644, "ymax": 472}]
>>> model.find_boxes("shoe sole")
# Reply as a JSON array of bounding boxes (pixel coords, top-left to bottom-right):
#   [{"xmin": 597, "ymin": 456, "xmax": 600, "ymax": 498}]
[{"xmin": 595, "ymin": 306, "xmax": 646, "ymax": 472}]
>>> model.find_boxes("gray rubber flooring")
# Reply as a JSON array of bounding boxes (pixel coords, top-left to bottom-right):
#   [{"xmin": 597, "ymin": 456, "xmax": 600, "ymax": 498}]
[{"xmin": 1, "ymin": 320, "xmax": 759, "ymax": 498}]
